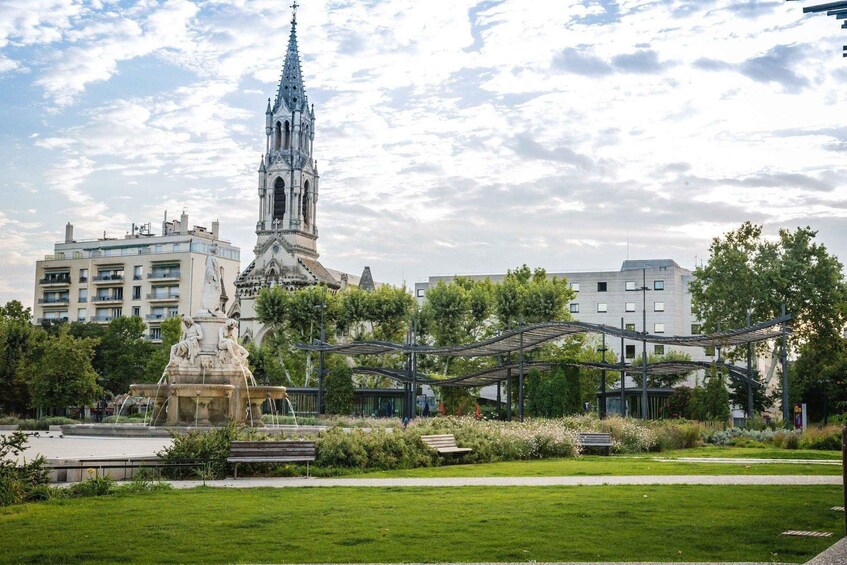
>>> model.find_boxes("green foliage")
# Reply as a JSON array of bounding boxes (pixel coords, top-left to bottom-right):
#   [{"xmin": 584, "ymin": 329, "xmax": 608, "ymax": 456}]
[
  {"xmin": 493, "ymin": 266, "xmax": 575, "ymax": 327},
  {"xmin": 324, "ymin": 367, "xmax": 354, "ymax": 415},
  {"xmin": 246, "ymin": 340, "xmax": 286, "ymax": 385},
  {"xmin": 0, "ymin": 432, "xmax": 50, "ymax": 506},
  {"xmin": 689, "ymin": 367, "xmax": 730, "ymax": 422},
  {"xmin": 0, "ymin": 301, "xmax": 39, "ymax": 415},
  {"xmin": 97, "ymin": 316, "xmax": 154, "ymax": 395},
  {"xmin": 666, "ymin": 386, "xmax": 692, "ymax": 419},
  {"xmin": 158, "ymin": 422, "xmax": 242, "ymax": 479},
  {"xmin": 23, "ymin": 328, "xmax": 100, "ymax": 413},
  {"xmin": 144, "ymin": 316, "xmax": 183, "ymax": 382},
  {"xmin": 526, "ymin": 366, "xmax": 583, "ymax": 417}
]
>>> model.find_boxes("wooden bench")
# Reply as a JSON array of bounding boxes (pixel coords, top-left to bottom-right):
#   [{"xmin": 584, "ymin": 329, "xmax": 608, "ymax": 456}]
[
  {"xmin": 420, "ymin": 434, "xmax": 472, "ymax": 455},
  {"xmin": 227, "ymin": 440, "xmax": 316, "ymax": 478},
  {"xmin": 577, "ymin": 432, "xmax": 614, "ymax": 455}
]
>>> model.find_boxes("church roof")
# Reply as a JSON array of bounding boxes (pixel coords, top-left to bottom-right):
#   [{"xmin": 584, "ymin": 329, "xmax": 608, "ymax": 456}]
[
  {"xmin": 299, "ymin": 257, "xmax": 340, "ymax": 287},
  {"xmin": 273, "ymin": 12, "xmax": 309, "ymax": 114}
]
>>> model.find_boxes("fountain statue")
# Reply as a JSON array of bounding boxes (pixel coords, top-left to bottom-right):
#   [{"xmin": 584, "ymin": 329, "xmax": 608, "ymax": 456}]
[{"xmin": 130, "ymin": 256, "xmax": 286, "ymax": 426}]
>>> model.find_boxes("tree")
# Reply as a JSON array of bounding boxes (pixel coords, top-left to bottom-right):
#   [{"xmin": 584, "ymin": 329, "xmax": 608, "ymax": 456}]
[
  {"xmin": 24, "ymin": 329, "xmax": 100, "ymax": 414},
  {"xmin": 97, "ymin": 317, "xmax": 153, "ymax": 395},
  {"xmin": 144, "ymin": 317, "xmax": 183, "ymax": 382},
  {"xmin": 0, "ymin": 302, "xmax": 39, "ymax": 415},
  {"xmin": 324, "ymin": 367, "xmax": 354, "ymax": 415},
  {"xmin": 246, "ymin": 340, "xmax": 286, "ymax": 385},
  {"xmin": 791, "ymin": 337, "xmax": 847, "ymax": 422},
  {"xmin": 689, "ymin": 367, "xmax": 730, "ymax": 422},
  {"xmin": 629, "ymin": 349, "xmax": 694, "ymax": 389}
]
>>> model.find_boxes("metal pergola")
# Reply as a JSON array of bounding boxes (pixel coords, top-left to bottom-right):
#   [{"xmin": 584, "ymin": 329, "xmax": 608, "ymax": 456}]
[
  {"xmin": 298, "ymin": 315, "xmax": 792, "ymax": 422},
  {"xmin": 789, "ymin": 1, "xmax": 847, "ymax": 55}
]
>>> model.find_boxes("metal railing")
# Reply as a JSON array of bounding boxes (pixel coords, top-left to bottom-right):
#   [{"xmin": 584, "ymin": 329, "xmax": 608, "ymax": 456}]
[
  {"xmin": 146, "ymin": 293, "xmax": 179, "ymax": 300},
  {"xmin": 38, "ymin": 297, "xmax": 70, "ymax": 304},
  {"xmin": 93, "ymin": 274, "xmax": 124, "ymax": 282},
  {"xmin": 39, "ymin": 276, "xmax": 70, "ymax": 285},
  {"xmin": 148, "ymin": 272, "xmax": 181, "ymax": 279},
  {"xmin": 92, "ymin": 295, "xmax": 123, "ymax": 303}
]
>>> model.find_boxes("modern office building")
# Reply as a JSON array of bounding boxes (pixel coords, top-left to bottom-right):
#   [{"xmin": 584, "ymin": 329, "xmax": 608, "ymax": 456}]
[{"xmin": 32, "ymin": 212, "xmax": 240, "ymax": 342}]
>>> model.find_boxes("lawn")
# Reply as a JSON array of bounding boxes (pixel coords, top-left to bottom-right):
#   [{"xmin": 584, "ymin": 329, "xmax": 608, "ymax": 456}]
[
  {"xmin": 348, "ymin": 452, "xmax": 842, "ymax": 478},
  {"xmin": 654, "ymin": 446, "xmax": 843, "ymax": 460},
  {"xmin": 0, "ymin": 485, "xmax": 842, "ymax": 563}
]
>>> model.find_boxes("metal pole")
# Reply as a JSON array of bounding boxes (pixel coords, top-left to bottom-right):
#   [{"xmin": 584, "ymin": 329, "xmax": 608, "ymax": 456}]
[
  {"xmin": 620, "ymin": 317, "xmax": 626, "ymax": 417},
  {"xmin": 641, "ymin": 268, "xmax": 648, "ymax": 420},
  {"xmin": 317, "ymin": 305, "xmax": 325, "ymax": 415},
  {"xmin": 842, "ymin": 426, "xmax": 846, "ymax": 535},
  {"xmin": 519, "ymin": 321, "xmax": 525, "ymax": 422},
  {"xmin": 411, "ymin": 317, "xmax": 418, "ymax": 419},
  {"xmin": 781, "ymin": 304, "xmax": 790, "ymax": 424},
  {"xmin": 599, "ymin": 333, "xmax": 607, "ymax": 420},
  {"xmin": 496, "ymin": 379, "xmax": 502, "ymax": 420},
  {"xmin": 746, "ymin": 310, "xmax": 753, "ymax": 419},
  {"xmin": 506, "ymin": 322, "xmax": 512, "ymax": 420}
]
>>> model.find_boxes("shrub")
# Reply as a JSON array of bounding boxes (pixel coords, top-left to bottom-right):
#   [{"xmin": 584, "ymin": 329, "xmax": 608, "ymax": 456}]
[
  {"xmin": 158, "ymin": 422, "xmax": 242, "ymax": 479},
  {"xmin": 799, "ymin": 426, "xmax": 842, "ymax": 451},
  {"xmin": 67, "ymin": 475, "xmax": 115, "ymax": 497},
  {"xmin": 0, "ymin": 432, "xmax": 50, "ymax": 506},
  {"xmin": 781, "ymin": 432, "xmax": 800, "ymax": 450}
]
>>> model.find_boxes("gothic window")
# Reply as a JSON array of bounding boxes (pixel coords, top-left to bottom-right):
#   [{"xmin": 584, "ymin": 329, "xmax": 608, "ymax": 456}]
[
  {"xmin": 284, "ymin": 121, "xmax": 291, "ymax": 150},
  {"xmin": 273, "ymin": 178, "xmax": 286, "ymax": 221},
  {"xmin": 302, "ymin": 180, "xmax": 310, "ymax": 226},
  {"xmin": 274, "ymin": 122, "xmax": 281, "ymax": 151}
]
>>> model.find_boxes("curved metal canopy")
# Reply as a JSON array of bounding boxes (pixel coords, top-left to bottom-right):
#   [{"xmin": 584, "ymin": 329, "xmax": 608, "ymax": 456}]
[{"xmin": 299, "ymin": 315, "xmax": 791, "ymax": 357}]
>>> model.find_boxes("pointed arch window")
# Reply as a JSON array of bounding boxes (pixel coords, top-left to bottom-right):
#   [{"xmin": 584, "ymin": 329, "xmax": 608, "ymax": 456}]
[
  {"xmin": 273, "ymin": 178, "xmax": 286, "ymax": 221},
  {"xmin": 302, "ymin": 180, "xmax": 310, "ymax": 226},
  {"xmin": 274, "ymin": 122, "xmax": 281, "ymax": 151},
  {"xmin": 283, "ymin": 121, "xmax": 291, "ymax": 150}
]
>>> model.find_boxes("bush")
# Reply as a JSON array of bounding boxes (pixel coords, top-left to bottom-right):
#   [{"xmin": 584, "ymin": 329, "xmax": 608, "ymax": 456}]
[
  {"xmin": 158, "ymin": 422, "xmax": 241, "ymax": 479},
  {"xmin": 799, "ymin": 426, "xmax": 842, "ymax": 451},
  {"xmin": 781, "ymin": 432, "xmax": 800, "ymax": 450},
  {"xmin": 67, "ymin": 475, "xmax": 115, "ymax": 497},
  {"xmin": 652, "ymin": 421, "xmax": 703, "ymax": 451},
  {"xmin": 0, "ymin": 432, "xmax": 50, "ymax": 506}
]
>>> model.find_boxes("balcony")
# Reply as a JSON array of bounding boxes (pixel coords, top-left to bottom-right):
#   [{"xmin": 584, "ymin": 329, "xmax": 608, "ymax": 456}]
[
  {"xmin": 38, "ymin": 297, "xmax": 70, "ymax": 305},
  {"xmin": 36, "ymin": 317, "xmax": 69, "ymax": 324},
  {"xmin": 93, "ymin": 274, "xmax": 124, "ymax": 283},
  {"xmin": 146, "ymin": 293, "xmax": 180, "ymax": 302},
  {"xmin": 91, "ymin": 295, "xmax": 124, "ymax": 304},
  {"xmin": 145, "ymin": 335, "xmax": 163, "ymax": 343},
  {"xmin": 145, "ymin": 313, "xmax": 178, "ymax": 321},
  {"xmin": 79, "ymin": 276, "xmax": 88, "ymax": 283},
  {"xmin": 148, "ymin": 272, "xmax": 181, "ymax": 281},
  {"xmin": 78, "ymin": 297, "xmax": 88, "ymax": 303},
  {"xmin": 90, "ymin": 315, "xmax": 114, "ymax": 323},
  {"xmin": 39, "ymin": 275, "xmax": 70, "ymax": 286}
]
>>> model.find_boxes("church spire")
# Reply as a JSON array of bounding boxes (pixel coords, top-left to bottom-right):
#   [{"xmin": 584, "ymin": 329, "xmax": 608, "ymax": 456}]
[{"xmin": 274, "ymin": 2, "xmax": 308, "ymax": 114}]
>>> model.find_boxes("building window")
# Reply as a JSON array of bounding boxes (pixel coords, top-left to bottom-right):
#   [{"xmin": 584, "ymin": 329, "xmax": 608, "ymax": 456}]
[
  {"xmin": 112, "ymin": 307, "xmax": 122, "ymax": 318},
  {"xmin": 625, "ymin": 281, "xmax": 636, "ymax": 291},
  {"xmin": 416, "ymin": 288, "xmax": 425, "ymax": 298},
  {"xmin": 654, "ymin": 302, "xmax": 665, "ymax": 312},
  {"xmin": 625, "ymin": 345, "xmax": 636, "ymax": 359},
  {"xmin": 273, "ymin": 177, "xmax": 286, "ymax": 220},
  {"xmin": 133, "ymin": 286, "xmax": 141, "ymax": 300},
  {"xmin": 691, "ymin": 324, "xmax": 701, "ymax": 334},
  {"xmin": 150, "ymin": 327, "xmax": 162, "ymax": 340},
  {"xmin": 625, "ymin": 323, "xmax": 636, "ymax": 331},
  {"xmin": 597, "ymin": 282, "xmax": 607, "ymax": 292},
  {"xmin": 569, "ymin": 303, "xmax": 579, "ymax": 314},
  {"xmin": 134, "ymin": 266, "xmax": 142, "ymax": 280},
  {"xmin": 654, "ymin": 280, "xmax": 665, "ymax": 290},
  {"xmin": 597, "ymin": 303, "xmax": 607, "ymax": 313},
  {"xmin": 77, "ymin": 309, "xmax": 86, "ymax": 322},
  {"xmin": 625, "ymin": 302, "xmax": 635, "ymax": 312},
  {"xmin": 705, "ymin": 345, "xmax": 716, "ymax": 356},
  {"xmin": 654, "ymin": 323, "xmax": 665, "ymax": 333},
  {"xmin": 654, "ymin": 344, "xmax": 665, "ymax": 355},
  {"xmin": 79, "ymin": 268, "xmax": 88, "ymax": 283},
  {"xmin": 78, "ymin": 288, "xmax": 87, "ymax": 302},
  {"xmin": 570, "ymin": 283, "xmax": 580, "ymax": 292},
  {"xmin": 132, "ymin": 306, "xmax": 140, "ymax": 317}
]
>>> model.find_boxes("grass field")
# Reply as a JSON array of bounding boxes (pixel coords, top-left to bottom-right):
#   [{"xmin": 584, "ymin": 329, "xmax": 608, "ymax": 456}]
[
  {"xmin": 0, "ymin": 485, "xmax": 842, "ymax": 563},
  {"xmin": 347, "ymin": 451, "xmax": 842, "ymax": 478}
]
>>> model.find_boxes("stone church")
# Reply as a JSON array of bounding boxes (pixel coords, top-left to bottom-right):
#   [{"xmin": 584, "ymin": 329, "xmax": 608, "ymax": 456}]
[{"xmin": 232, "ymin": 8, "xmax": 373, "ymax": 343}]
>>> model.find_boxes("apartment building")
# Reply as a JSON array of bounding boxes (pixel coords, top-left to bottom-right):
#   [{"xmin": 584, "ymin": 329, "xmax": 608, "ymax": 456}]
[{"xmin": 33, "ymin": 212, "xmax": 240, "ymax": 342}]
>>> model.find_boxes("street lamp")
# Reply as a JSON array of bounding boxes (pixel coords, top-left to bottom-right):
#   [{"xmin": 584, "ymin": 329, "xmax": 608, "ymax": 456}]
[
  {"xmin": 597, "ymin": 335, "xmax": 608, "ymax": 420},
  {"xmin": 639, "ymin": 268, "xmax": 650, "ymax": 420}
]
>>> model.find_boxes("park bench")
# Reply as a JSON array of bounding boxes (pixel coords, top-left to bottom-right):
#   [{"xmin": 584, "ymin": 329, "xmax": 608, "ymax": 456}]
[
  {"xmin": 227, "ymin": 440, "xmax": 316, "ymax": 479},
  {"xmin": 420, "ymin": 434, "xmax": 473, "ymax": 455},
  {"xmin": 577, "ymin": 432, "xmax": 613, "ymax": 455}
]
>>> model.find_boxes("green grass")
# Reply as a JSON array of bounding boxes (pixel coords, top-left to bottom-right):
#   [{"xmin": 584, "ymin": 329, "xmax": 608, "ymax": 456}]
[
  {"xmin": 347, "ymin": 453, "xmax": 842, "ymax": 478},
  {"xmin": 654, "ymin": 446, "xmax": 843, "ymax": 460},
  {"xmin": 0, "ymin": 486, "xmax": 842, "ymax": 563}
]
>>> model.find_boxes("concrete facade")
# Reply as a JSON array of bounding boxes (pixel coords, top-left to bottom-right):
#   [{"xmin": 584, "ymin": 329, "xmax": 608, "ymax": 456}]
[{"xmin": 33, "ymin": 214, "xmax": 239, "ymax": 342}]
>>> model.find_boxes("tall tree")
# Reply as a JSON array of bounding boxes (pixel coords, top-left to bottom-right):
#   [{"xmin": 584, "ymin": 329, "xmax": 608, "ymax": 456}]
[
  {"xmin": 0, "ymin": 302, "xmax": 39, "ymax": 415},
  {"xmin": 144, "ymin": 316, "xmax": 183, "ymax": 381},
  {"xmin": 97, "ymin": 316, "xmax": 153, "ymax": 395},
  {"xmin": 24, "ymin": 329, "xmax": 100, "ymax": 414}
]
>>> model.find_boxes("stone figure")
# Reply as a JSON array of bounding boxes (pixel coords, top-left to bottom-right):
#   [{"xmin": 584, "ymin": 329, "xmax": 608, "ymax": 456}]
[
  {"xmin": 200, "ymin": 253, "xmax": 225, "ymax": 317},
  {"xmin": 218, "ymin": 318, "xmax": 249, "ymax": 365},
  {"xmin": 169, "ymin": 316, "xmax": 203, "ymax": 365}
]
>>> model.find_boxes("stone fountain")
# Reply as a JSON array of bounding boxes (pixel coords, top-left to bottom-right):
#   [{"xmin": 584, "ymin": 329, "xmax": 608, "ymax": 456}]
[{"xmin": 130, "ymin": 253, "xmax": 286, "ymax": 426}]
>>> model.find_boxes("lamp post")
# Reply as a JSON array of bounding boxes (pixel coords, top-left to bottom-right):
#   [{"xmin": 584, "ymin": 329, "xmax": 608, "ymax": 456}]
[
  {"xmin": 313, "ymin": 302, "xmax": 326, "ymax": 416},
  {"xmin": 746, "ymin": 309, "xmax": 754, "ymax": 420},
  {"xmin": 620, "ymin": 317, "xmax": 626, "ymax": 417},
  {"xmin": 518, "ymin": 316, "xmax": 525, "ymax": 422},
  {"xmin": 598, "ymin": 334, "xmax": 608, "ymax": 420},
  {"xmin": 639, "ymin": 268, "xmax": 649, "ymax": 420}
]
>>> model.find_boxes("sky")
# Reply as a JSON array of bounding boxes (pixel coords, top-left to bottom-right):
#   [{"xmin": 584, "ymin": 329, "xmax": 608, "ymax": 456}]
[{"xmin": 2, "ymin": 0, "xmax": 847, "ymax": 309}]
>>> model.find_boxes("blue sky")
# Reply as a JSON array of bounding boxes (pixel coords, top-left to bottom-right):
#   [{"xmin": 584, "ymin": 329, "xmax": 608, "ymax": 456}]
[{"xmin": 2, "ymin": 0, "xmax": 847, "ymax": 308}]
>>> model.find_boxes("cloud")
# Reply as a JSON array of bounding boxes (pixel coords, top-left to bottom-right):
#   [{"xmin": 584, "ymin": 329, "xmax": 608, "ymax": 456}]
[
  {"xmin": 611, "ymin": 50, "xmax": 667, "ymax": 73},
  {"xmin": 739, "ymin": 45, "xmax": 809, "ymax": 93},
  {"xmin": 552, "ymin": 48, "xmax": 612, "ymax": 76},
  {"xmin": 554, "ymin": 48, "xmax": 670, "ymax": 76}
]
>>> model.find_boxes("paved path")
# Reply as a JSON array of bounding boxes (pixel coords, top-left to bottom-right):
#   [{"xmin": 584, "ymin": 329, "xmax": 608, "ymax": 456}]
[
  {"xmin": 165, "ymin": 475, "xmax": 843, "ymax": 489},
  {"xmin": 655, "ymin": 457, "xmax": 842, "ymax": 466},
  {"xmin": 3, "ymin": 432, "xmax": 171, "ymax": 463}
]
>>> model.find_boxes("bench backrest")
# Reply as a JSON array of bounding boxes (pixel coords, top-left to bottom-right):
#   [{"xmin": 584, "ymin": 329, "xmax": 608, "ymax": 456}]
[
  {"xmin": 229, "ymin": 440, "xmax": 316, "ymax": 458},
  {"xmin": 420, "ymin": 434, "xmax": 459, "ymax": 449},
  {"xmin": 577, "ymin": 433, "xmax": 612, "ymax": 444}
]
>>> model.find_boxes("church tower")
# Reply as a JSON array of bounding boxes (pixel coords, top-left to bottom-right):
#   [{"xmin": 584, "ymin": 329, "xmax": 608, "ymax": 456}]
[{"xmin": 233, "ymin": 4, "xmax": 341, "ymax": 343}]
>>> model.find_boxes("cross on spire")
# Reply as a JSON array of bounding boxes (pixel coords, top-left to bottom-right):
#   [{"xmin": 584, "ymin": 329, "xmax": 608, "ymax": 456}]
[{"xmin": 291, "ymin": 1, "xmax": 299, "ymax": 22}]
